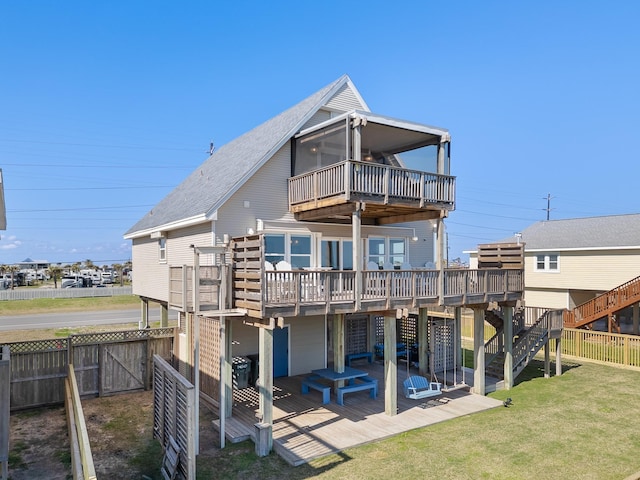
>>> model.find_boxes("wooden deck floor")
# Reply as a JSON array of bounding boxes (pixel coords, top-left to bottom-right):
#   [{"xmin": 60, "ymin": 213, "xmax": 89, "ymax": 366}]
[{"xmin": 214, "ymin": 361, "xmax": 503, "ymax": 466}]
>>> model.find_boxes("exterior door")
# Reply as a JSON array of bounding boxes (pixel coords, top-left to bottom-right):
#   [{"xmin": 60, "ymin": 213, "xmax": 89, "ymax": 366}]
[{"xmin": 273, "ymin": 326, "xmax": 289, "ymax": 378}]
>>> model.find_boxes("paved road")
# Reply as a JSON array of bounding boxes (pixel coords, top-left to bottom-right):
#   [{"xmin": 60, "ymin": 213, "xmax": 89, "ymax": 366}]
[{"xmin": 0, "ymin": 307, "xmax": 175, "ymax": 331}]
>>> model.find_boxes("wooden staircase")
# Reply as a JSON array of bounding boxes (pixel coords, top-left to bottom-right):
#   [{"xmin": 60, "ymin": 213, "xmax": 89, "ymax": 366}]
[
  {"xmin": 485, "ymin": 307, "xmax": 564, "ymax": 381},
  {"xmin": 564, "ymin": 275, "xmax": 640, "ymax": 332}
]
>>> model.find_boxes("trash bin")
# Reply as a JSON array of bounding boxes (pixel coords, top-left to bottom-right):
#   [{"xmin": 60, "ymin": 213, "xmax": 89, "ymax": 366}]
[
  {"xmin": 232, "ymin": 356, "xmax": 251, "ymax": 389},
  {"xmin": 247, "ymin": 353, "xmax": 259, "ymax": 387}
]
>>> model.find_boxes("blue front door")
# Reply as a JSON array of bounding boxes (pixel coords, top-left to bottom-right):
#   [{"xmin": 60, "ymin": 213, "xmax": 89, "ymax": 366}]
[{"xmin": 273, "ymin": 326, "xmax": 289, "ymax": 378}]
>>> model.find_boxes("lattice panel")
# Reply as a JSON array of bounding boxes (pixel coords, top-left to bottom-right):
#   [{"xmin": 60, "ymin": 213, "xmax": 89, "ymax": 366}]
[
  {"xmin": 374, "ymin": 316, "xmax": 384, "ymax": 344},
  {"xmin": 199, "ymin": 316, "xmax": 221, "ymax": 401},
  {"xmin": 346, "ymin": 315, "xmax": 368, "ymax": 354},
  {"xmin": 7, "ymin": 338, "xmax": 68, "ymax": 353},
  {"xmin": 431, "ymin": 318, "xmax": 455, "ymax": 374},
  {"xmin": 71, "ymin": 328, "xmax": 175, "ymax": 346}
]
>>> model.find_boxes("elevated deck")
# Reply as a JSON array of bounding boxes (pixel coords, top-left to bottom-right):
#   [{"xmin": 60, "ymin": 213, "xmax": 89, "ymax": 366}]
[{"xmin": 288, "ymin": 160, "xmax": 455, "ymax": 224}]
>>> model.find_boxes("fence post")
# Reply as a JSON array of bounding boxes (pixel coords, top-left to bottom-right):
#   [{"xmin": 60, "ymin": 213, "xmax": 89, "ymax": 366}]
[{"xmin": 1, "ymin": 346, "xmax": 10, "ymax": 480}]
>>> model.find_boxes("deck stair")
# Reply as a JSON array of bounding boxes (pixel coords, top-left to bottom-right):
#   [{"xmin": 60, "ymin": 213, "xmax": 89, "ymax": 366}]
[
  {"xmin": 485, "ymin": 307, "xmax": 563, "ymax": 381},
  {"xmin": 564, "ymin": 274, "xmax": 640, "ymax": 331}
]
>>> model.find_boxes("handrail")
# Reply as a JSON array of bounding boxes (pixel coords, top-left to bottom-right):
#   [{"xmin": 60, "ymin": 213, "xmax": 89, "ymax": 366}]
[
  {"xmin": 288, "ymin": 160, "xmax": 456, "ymax": 207},
  {"xmin": 260, "ymin": 268, "xmax": 521, "ymax": 306},
  {"xmin": 566, "ymin": 274, "xmax": 640, "ymax": 328},
  {"xmin": 65, "ymin": 364, "xmax": 97, "ymax": 480}
]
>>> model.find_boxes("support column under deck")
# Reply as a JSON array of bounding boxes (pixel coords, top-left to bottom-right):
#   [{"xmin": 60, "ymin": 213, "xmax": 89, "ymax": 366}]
[
  {"xmin": 418, "ymin": 308, "xmax": 429, "ymax": 377},
  {"xmin": 633, "ymin": 303, "xmax": 639, "ymax": 336},
  {"xmin": 473, "ymin": 308, "xmax": 485, "ymax": 395},
  {"xmin": 556, "ymin": 336, "xmax": 562, "ymax": 377},
  {"xmin": 160, "ymin": 304, "xmax": 169, "ymax": 328},
  {"xmin": 333, "ymin": 314, "xmax": 346, "ymax": 387},
  {"xmin": 503, "ymin": 307, "xmax": 513, "ymax": 390},
  {"xmin": 139, "ymin": 298, "xmax": 149, "ymax": 329},
  {"xmin": 257, "ymin": 326, "xmax": 273, "ymax": 455},
  {"xmin": 384, "ymin": 314, "xmax": 397, "ymax": 416}
]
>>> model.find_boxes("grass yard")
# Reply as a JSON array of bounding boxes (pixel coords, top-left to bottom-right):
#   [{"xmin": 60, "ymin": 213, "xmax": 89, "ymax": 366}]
[
  {"xmin": 197, "ymin": 359, "xmax": 640, "ymax": 480},
  {"xmin": 0, "ymin": 294, "xmax": 140, "ymax": 315}
]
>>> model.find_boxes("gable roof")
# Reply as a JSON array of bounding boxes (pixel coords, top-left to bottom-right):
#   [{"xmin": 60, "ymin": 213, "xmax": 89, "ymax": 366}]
[
  {"xmin": 124, "ymin": 75, "xmax": 363, "ymax": 238},
  {"xmin": 502, "ymin": 213, "xmax": 640, "ymax": 251}
]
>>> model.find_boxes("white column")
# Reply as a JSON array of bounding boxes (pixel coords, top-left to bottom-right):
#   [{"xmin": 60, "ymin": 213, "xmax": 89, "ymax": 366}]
[{"xmin": 353, "ymin": 204, "xmax": 362, "ymax": 311}]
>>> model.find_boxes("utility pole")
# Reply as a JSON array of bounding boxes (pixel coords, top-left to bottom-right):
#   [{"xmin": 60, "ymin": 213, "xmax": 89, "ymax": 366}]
[{"xmin": 543, "ymin": 193, "xmax": 553, "ymax": 221}]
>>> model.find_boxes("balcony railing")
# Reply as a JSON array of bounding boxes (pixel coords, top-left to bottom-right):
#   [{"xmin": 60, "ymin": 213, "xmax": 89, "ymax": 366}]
[{"xmin": 288, "ymin": 160, "xmax": 455, "ymax": 210}]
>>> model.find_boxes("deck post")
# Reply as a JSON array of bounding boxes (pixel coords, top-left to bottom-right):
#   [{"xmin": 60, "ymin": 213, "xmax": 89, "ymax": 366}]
[
  {"xmin": 384, "ymin": 314, "xmax": 398, "ymax": 416},
  {"xmin": 160, "ymin": 303, "xmax": 169, "ymax": 328},
  {"xmin": 352, "ymin": 203, "xmax": 363, "ymax": 310},
  {"xmin": 1, "ymin": 346, "xmax": 9, "ymax": 480},
  {"xmin": 435, "ymin": 219, "xmax": 445, "ymax": 304},
  {"xmin": 544, "ymin": 341, "xmax": 550, "ymax": 378},
  {"xmin": 503, "ymin": 307, "xmax": 513, "ymax": 390},
  {"xmin": 418, "ymin": 308, "xmax": 429, "ymax": 377},
  {"xmin": 224, "ymin": 318, "xmax": 233, "ymax": 418},
  {"xmin": 139, "ymin": 297, "xmax": 149, "ymax": 329},
  {"xmin": 472, "ymin": 308, "xmax": 486, "ymax": 395},
  {"xmin": 555, "ymin": 336, "xmax": 562, "ymax": 376},
  {"xmin": 333, "ymin": 314, "xmax": 346, "ymax": 387},
  {"xmin": 257, "ymin": 326, "xmax": 273, "ymax": 455},
  {"xmin": 633, "ymin": 303, "xmax": 639, "ymax": 335}
]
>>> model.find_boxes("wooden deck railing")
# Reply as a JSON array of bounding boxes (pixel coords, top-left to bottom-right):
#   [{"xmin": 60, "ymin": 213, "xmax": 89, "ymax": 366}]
[
  {"xmin": 256, "ymin": 268, "xmax": 521, "ymax": 314},
  {"xmin": 556, "ymin": 328, "xmax": 640, "ymax": 368},
  {"xmin": 288, "ymin": 160, "xmax": 456, "ymax": 208},
  {"xmin": 169, "ymin": 265, "xmax": 221, "ymax": 312},
  {"xmin": 565, "ymin": 274, "xmax": 640, "ymax": 328}
]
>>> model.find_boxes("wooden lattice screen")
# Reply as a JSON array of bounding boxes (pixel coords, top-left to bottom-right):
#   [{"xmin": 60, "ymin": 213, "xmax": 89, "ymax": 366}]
[
  {"xmin": 430, "ymin": 318, "xmax": 455, "ymax": 374},
  {"xmin": 346, "ymin": 315, "xmax": 368, "ymax": 354},
  {"xmin": 198, "ymin": 316, "xmax": 221, "ymax": 403},
  {"xmin": 153, "ymin": 355, "xmax": 196, "ymax": 480}
]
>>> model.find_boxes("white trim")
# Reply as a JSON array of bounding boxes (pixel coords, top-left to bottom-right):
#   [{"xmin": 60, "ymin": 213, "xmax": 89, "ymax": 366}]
[
  {"xmin": 526, "ymin": 246, "xmax": 640, "ymax": 253},
  {"xmin": 123, "ymin": 214, "xmax": 208, "ymax": 239}
]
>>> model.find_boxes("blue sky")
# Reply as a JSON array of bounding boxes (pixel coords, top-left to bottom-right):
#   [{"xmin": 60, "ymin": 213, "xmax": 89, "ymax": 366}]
[{"xmin": 1, "ymin": 1, "xmax": 639, "ymax": 267}]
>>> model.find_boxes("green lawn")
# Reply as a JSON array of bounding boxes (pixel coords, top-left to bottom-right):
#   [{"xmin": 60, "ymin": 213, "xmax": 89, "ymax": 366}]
[
  {"xmin": 0, "ymin": 295, "xmax": 140, "ymax": 315},
  {"xmin": 198, "ymin": 359, "xmax": 640, "ymax": 480}
]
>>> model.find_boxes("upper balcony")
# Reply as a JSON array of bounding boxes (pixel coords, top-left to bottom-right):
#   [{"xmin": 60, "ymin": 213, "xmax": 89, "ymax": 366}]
[
  {"xmin": 289, "ymin": 110, "xmax": 455, "ymax": 224},
  {"xmin": 288, "ymin": 160, "xmax": 455, "ymax": 223}
]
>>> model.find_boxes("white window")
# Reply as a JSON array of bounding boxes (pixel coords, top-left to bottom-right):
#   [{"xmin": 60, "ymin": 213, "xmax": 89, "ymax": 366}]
[
  {"xmin": 367, "ymin": 237, "xmax": 407, "ymax": 268},
  {"xmin": 320, "ymin": 239, "xmax": 353, "ymax": 270},
  {"xmin": 264, "ymin": 233, "xmax": 312, "ymax": 269},
  {"xmin": 159, "ymin": 237, "xmax": 167, "ymax": 263},
  {"xmin": 535, "ymin": 254, "xmax": 559, "ymax": 272}
]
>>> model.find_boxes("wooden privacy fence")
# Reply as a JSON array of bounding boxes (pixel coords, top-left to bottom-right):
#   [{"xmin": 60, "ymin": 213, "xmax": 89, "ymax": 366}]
[
  {"xmin": 554, "ymin": 328, "xmax": 640, "ymax": 369},
  {"xmin": 65, "ymin": 364, "xmax": 97, "ymax": 480},
  {"xmin": 153, "ymin": 355, "xmax": 196, "ymax": 480},
  {"xmin": 1, "ymin": 346, "xmax": 9, "ymax": 480},
  {"xmin": 7, "ymin": 328, "xmax": 175, "ymax": 410}
]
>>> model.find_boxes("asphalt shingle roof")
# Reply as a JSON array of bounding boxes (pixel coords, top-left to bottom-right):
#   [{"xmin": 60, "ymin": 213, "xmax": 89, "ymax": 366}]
[
  {"xmin": 125, "ymin": 75, "xmax": 350, "ymax": 236},
  {"xmin": 508, "ymin": 214, "xmax": 640, "ymax": 250}
]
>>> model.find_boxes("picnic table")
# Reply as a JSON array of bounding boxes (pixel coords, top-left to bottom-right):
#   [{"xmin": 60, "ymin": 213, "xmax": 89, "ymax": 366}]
[{"xmin": 302, "ymin": 367, "xmax": 378, "ymax": 405}]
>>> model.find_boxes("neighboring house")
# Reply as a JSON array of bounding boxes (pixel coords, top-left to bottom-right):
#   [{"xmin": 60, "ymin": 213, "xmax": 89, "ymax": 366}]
[
  {"xmin": 125, "ymin": 75, "xmax": 530, "ymax": 457},
  {"xmin": 468, "ymin": 214, "xmax": 640, "ymax": 331}
]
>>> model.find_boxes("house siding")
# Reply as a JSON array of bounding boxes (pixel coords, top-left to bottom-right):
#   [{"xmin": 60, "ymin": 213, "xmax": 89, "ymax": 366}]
[
  {"xmin": 215, "ymin": 144, "xmax": 293, "ymax": 242},
  {"xmin": 525, "ymin": 249, "xmax": 640, "ymax": 291},
  {"xmin": 324, "ymin": 83, "xmax": 366, "ymax": 112},
  {"xmin": 131, "ymin": 223, "xmax": 212, "ymax": 302},
  {"xmin": 131, "ymin": 236, "xmax": 168, "ymax": 300},
  {"xmin": 228, "ymin": 315, "xmax": 326, "ymax": 377},
  {"xmin": 524, "ymin": 288, "xmax": 569, "ymax": 310},
  {"xmin": 301, "ymin": 109, "xmax": 332, "ymax": 130}
]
